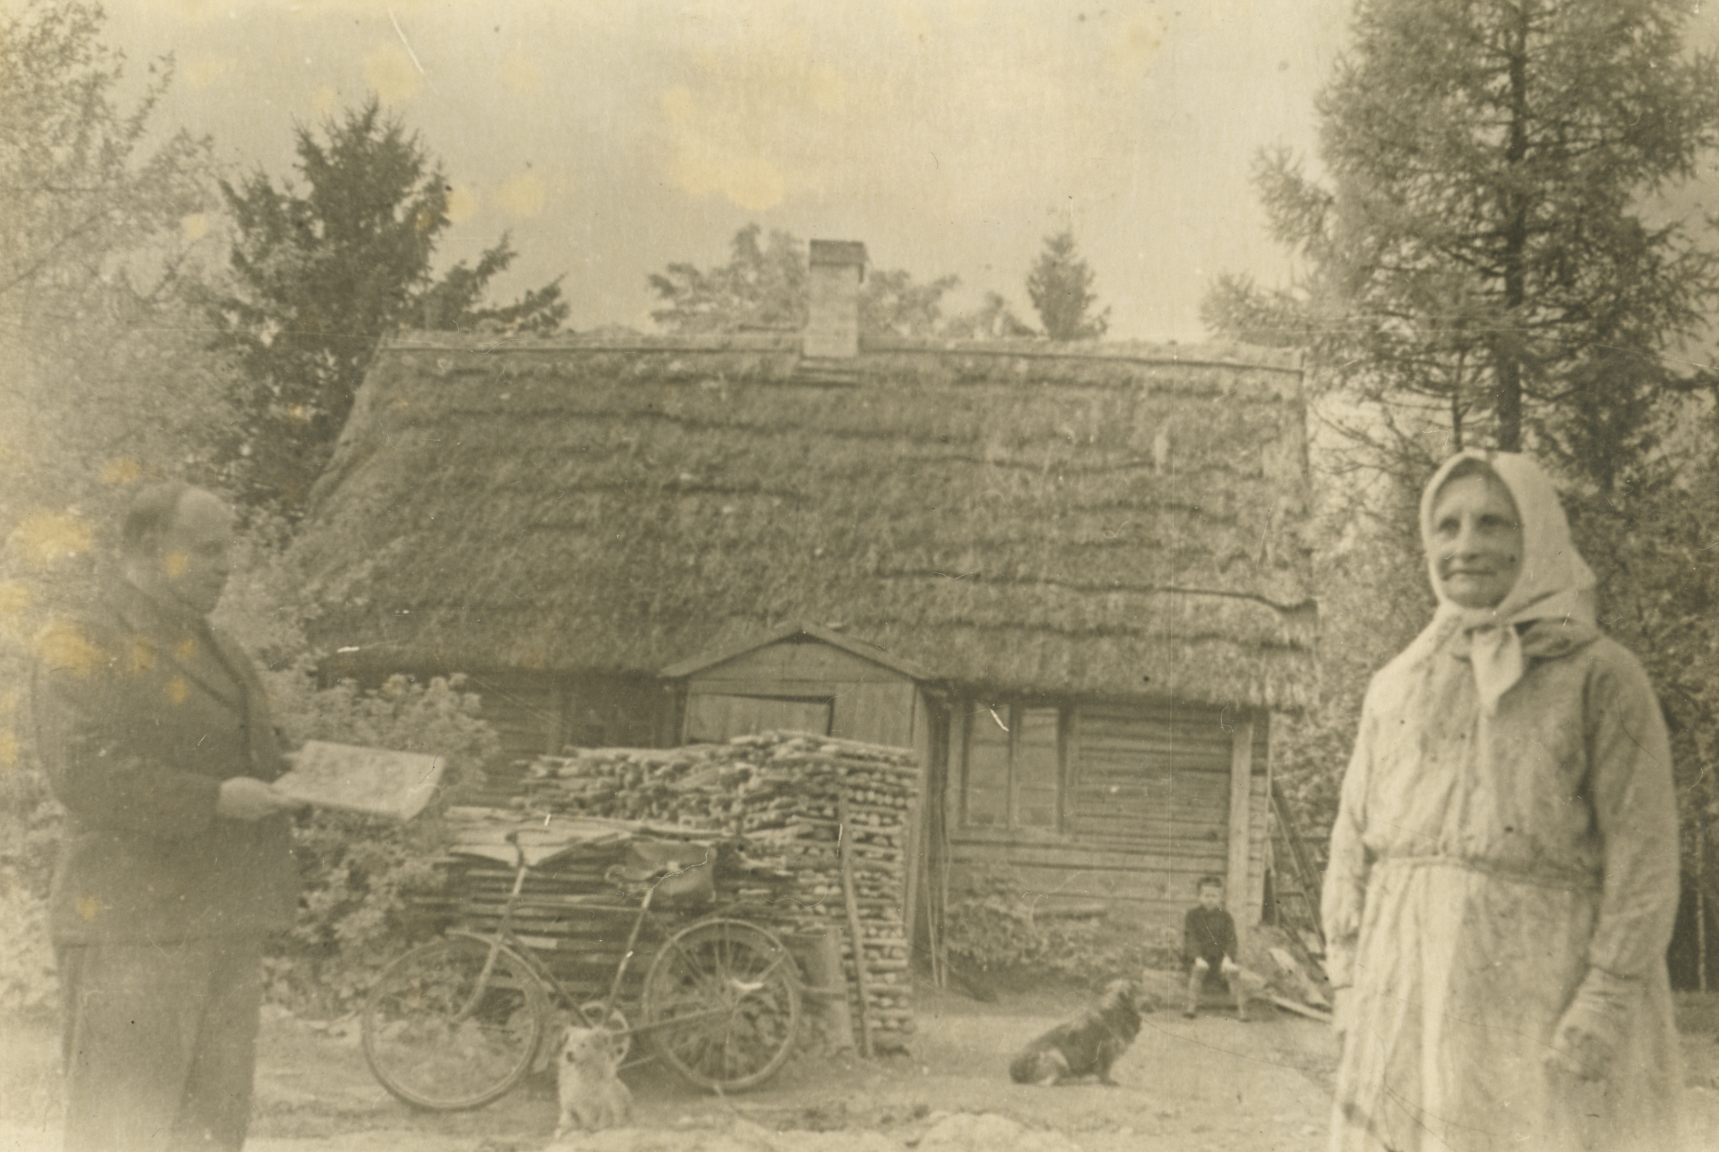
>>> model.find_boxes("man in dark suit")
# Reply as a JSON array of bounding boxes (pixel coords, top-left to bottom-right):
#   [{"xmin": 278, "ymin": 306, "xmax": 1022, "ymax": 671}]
[{"xmin": 33, "ymin": 482, "xmax": 302, "ymax": 1152}]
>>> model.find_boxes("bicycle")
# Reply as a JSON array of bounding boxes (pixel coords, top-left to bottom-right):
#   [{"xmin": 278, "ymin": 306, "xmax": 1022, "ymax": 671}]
[{"xmin": 360, "ymin": 830, "xmax": 803, "ymax": 1111}]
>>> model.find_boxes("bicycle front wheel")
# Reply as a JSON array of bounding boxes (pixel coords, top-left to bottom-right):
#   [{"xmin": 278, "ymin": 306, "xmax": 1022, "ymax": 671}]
[
  {"xmin": 642, "ymin": 918, "xmax": 802, "ymax": 1092},
  {"xmin": 361, "ymin": 934, "xmax": 547, "ymax": 1111}
]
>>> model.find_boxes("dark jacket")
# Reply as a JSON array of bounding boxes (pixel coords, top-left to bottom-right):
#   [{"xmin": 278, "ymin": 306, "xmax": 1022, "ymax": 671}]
[
  {"xmin": 1183, "ymin": 904, "xmax": 1238, "ymax": 972},
  {"xmin": 33, "ymin": 581, "xmax": 298, "ymax": 943}
]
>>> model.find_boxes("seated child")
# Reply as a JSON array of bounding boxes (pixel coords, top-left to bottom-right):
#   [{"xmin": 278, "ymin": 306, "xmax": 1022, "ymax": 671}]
[{"xmin": 1182, "ymin": 874, "xmax": 1247, "ymax": 1021}]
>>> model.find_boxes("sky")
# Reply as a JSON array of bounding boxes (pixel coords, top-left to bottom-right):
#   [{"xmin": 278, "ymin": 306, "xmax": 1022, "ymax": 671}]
[{"xmin": 89, "ymin": 1, "xmax": 1719, "ymax": 343}]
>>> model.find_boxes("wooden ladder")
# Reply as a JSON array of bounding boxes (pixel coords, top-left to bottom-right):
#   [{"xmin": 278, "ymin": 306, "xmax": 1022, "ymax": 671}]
[{"xmin": 1269, "ymin": 780, "xmax": 1327, "ymax": 958}]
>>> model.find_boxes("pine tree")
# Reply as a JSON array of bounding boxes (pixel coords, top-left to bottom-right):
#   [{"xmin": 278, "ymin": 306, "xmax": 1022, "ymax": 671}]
[
  {"xmin": 1026, "ymin": 229, "xmax": 1109, "ymax": 342},
  {"xmin": 1204, "ymin": 0, "xmax": 1719, "ymax": 490},
  {"xmin": 207, "ymin": 97, "xmax": 567, "ymax": 514}
]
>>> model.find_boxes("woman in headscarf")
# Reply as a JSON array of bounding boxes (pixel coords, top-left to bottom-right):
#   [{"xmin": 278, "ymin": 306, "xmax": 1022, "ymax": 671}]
[{"xmin": 1322, "ymin": 451, "xmax": 1682, "ymax": 1152}]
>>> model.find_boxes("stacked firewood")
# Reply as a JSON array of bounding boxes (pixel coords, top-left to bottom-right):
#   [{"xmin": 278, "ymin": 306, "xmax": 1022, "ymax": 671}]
[
  {"xmin": 736, "ymin": 737, "xmax": 915, "ymax": 1053},
  {"xmin": 513, "ymin": 731, "xmax": 920, "ymax": 1054},
  {"xmin": 522, "ymin": 744, "xmax": 750, "ymax": 830}
]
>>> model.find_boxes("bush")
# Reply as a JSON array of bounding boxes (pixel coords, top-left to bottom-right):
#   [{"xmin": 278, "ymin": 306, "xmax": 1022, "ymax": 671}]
[
  {"xmin": 0, "ymin": 648, "xmax": 64, "ymax": 1017},
  {"xmin": 0, "ymin": 771, "xmax": 59, "ymax": 1017},
  {"xmin": 258, "ymin": 672, "xmax": 498, "ymax": 1015},
  {"xmin": 217, "ymin": 522, "xmax": 501, "ymax": 1016},
  {"xmin": 943, "ymin": 865, "xmax": 1178, "ymax": 987}
]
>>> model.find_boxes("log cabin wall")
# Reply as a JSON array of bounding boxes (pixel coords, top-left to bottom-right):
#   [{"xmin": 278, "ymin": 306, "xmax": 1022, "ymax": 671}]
[
  {"xmin": 942, "ymin": 695, "xmax": 1270, "ymax": 932},
  {"xmin": 456, "ymin": 669, "xmax": 670, "ymax": 804},
  {"xmin": 558, "ymin": 672, "xmax": 673, "ymax": 750},
  {"xmin": 462, "ymin": 669, "xmax": 563, "ymax": 760}
]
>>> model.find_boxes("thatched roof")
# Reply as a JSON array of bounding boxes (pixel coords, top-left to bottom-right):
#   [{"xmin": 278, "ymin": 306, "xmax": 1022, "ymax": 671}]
[{"xmin": 292, "ymin": 331, "xmax": 1316, "ymax": 710}]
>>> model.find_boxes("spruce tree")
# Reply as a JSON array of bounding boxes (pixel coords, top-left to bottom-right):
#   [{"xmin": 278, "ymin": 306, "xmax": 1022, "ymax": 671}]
[{"xmin": 1026, "ymin": 229, "xmax": 1109, "ymax": 342}]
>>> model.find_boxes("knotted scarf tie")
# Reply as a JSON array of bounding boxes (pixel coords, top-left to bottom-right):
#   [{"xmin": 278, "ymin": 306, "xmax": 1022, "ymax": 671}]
[{"xmin": 1463, "ymin": 620, "xmax": 1524, "ymax": 715}]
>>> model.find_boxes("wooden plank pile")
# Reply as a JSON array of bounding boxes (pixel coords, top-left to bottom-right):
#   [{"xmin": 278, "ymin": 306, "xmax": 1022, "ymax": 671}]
[
  {"xmin": 453, "ymin": 731, "xmax": 919, "ymax": 1054},
  {"xmin": 422, "ymin": 808, "xmax": 656, "ymax": 998}
]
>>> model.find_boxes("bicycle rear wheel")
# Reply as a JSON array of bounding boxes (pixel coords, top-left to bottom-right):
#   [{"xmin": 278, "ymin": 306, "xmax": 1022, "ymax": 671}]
[
  {"xmin": 361, "ymin": 934, "xmax": 547, "ymax": 1111},
  {"xmin": 641, "ymin": 918, "xmax": 802, "ymax": 1092}
]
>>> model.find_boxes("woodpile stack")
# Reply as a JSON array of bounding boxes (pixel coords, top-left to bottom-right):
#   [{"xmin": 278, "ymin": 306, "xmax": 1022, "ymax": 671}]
[
  {"xmin": 522, "ymin": 744, "xmax": 749, "ymax": 830},
  {"xmin": 447, "ymin": 732, "xmax": 919, "ymax": 1054},
  {"xmin": 726, "ymin": 735, "xmax": 917, "ymax": 1054}
]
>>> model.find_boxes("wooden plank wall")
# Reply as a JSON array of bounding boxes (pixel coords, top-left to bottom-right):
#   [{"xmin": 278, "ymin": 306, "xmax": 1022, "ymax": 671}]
[
  {"xmin": 683, "ymin": 638, "xmax": 918, "ymax": 748},
  {"xmin": 943, "ymin": 698, "xmax": 1271, "ymax": 932},
  {"xmin": 684, "ymin": 693, "xmax": 834, "ymax": 741}
]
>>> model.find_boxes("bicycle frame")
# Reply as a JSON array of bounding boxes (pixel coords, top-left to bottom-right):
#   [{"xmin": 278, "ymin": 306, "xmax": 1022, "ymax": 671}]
[{"xmin": 465, "ymin": 837, "xmax": 734, "ymax": 1061}]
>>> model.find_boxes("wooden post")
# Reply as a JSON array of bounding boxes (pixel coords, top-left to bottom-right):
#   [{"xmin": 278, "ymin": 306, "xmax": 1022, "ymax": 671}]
[
  {"xmin": 921, "ymin": 838, "xmax": 943, "ymax": 989},
  {"xmin": 902, "ymin": 692, "xmax": 931, "ymax": 977},
  {"xmin": 802, "ymin": 927, "xmax": 856, "ymax": 1053},
  {"xmin": 837, "ymin": 795, "xmax": 875, "ymax": 1057},
  {"xmin": 1227, "ymin": 715, "xmax": 1256, "ymax": 942}
]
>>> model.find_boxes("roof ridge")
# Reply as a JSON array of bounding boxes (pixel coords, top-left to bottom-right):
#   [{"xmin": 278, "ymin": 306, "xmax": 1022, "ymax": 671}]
[{"xmin": 379, "ymin": 330, "xmax": 1304, "ymax": 375}]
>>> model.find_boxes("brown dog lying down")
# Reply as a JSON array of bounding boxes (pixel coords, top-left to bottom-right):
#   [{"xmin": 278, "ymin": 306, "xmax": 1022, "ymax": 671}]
[{"xmin": 1009, "ymin": 978, "xmax": 1146, "ymax": 1086}]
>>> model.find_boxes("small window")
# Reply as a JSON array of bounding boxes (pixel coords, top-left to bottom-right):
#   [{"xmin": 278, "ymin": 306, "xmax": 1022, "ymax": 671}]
[
  {"xmin": 959, "ymin": 700, "xmax": 1063, "ymax": 833},
  {"xmin": 963, "ymin": 702, "xmax": 1011, "ymax": 828},
  {"xmin": 1014, "ymin": 707, "xmax": 1060, "ymax": 830}
]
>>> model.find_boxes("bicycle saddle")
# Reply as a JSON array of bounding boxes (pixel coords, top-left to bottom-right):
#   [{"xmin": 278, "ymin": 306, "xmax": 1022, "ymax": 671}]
[
  {"xmin": 611, "ymin": 839, "xmax": 715, "ymax": 904},
  {"xmin": 608, "ymin": 862, "xmax": 673, "ymax": 885}
]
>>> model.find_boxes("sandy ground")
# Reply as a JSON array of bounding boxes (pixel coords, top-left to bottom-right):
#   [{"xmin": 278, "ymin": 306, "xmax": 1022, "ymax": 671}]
[{"xmin": 4, "ymin": 986, "xmax": 1718, "ymax": 1151}]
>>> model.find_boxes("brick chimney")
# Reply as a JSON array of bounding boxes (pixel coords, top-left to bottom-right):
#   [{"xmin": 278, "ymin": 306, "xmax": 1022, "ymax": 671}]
[{"xmin": 804, "ymin": 240, "xmax": 867, "ymax": 359}]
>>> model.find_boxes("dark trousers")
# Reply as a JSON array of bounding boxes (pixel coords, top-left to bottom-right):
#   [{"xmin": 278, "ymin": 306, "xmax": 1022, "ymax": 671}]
[{"xmin": 57, "ymin": 937, "xmax": 264, "ymax": 1152}]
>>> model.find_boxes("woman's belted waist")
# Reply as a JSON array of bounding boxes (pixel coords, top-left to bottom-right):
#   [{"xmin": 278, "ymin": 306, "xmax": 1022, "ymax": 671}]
[{"xmin": 1374, "ymin": 853, "xmax": 1601, "ymax": 893}]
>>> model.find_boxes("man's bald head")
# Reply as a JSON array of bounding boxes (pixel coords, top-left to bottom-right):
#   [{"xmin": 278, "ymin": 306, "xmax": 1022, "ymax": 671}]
[{"xmin": 121, "ymin": 482, "xmax": 235, "ymax": 617}]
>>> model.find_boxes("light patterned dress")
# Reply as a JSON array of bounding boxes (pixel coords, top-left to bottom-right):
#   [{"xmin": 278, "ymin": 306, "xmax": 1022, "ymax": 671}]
[{"xmin": 1323, "ymin": 618, "xmax": 1682, "ymax": 1152}]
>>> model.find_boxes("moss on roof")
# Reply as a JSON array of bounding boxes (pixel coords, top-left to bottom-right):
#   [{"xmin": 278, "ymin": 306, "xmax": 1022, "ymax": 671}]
[{"xmin": 292, "ymin": 331, "xmax": 1317, "ymax": 710}]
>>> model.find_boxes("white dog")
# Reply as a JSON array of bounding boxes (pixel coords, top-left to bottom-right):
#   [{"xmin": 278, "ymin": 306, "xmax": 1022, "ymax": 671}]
[{"xmin": 554, "ymin": 1024, "xmax": 633, "ymax": 1138}]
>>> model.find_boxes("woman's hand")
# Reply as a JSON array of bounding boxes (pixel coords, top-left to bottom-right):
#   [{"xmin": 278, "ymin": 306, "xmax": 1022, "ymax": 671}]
[
  {"xmin": 1545, "ymin": 970, "xmax": 1633, "ymax": 1081},
  {"xmin": 1545, "ymin": 1017, "xmax": 1611, "ymax": 1081},
  {"xmin": 1545, "ymin": 1002, "xmax": 1624, "ymax": 1081}
]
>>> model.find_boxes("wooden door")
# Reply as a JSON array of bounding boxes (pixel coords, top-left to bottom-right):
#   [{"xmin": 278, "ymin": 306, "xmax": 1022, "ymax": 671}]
[{"xmin": 683, "ymin": 693, "xmax": 834, "ymax": 743}]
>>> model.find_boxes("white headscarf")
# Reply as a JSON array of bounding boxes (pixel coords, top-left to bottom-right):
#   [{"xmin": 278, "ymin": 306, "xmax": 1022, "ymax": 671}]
[{"xmin": 1411, "ymin": 450, "xmax": 1596, "ymax": 712}]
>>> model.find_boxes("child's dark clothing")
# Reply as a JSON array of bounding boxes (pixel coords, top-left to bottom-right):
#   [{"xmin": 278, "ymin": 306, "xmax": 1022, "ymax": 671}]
[
  {"xmin": 1181, "ymin": 903, "xmax": 1248, "ymax": 1020},
  {"xmin": 1183, "ymin": 905, "xmax": 1238, "ymax": 972}
]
